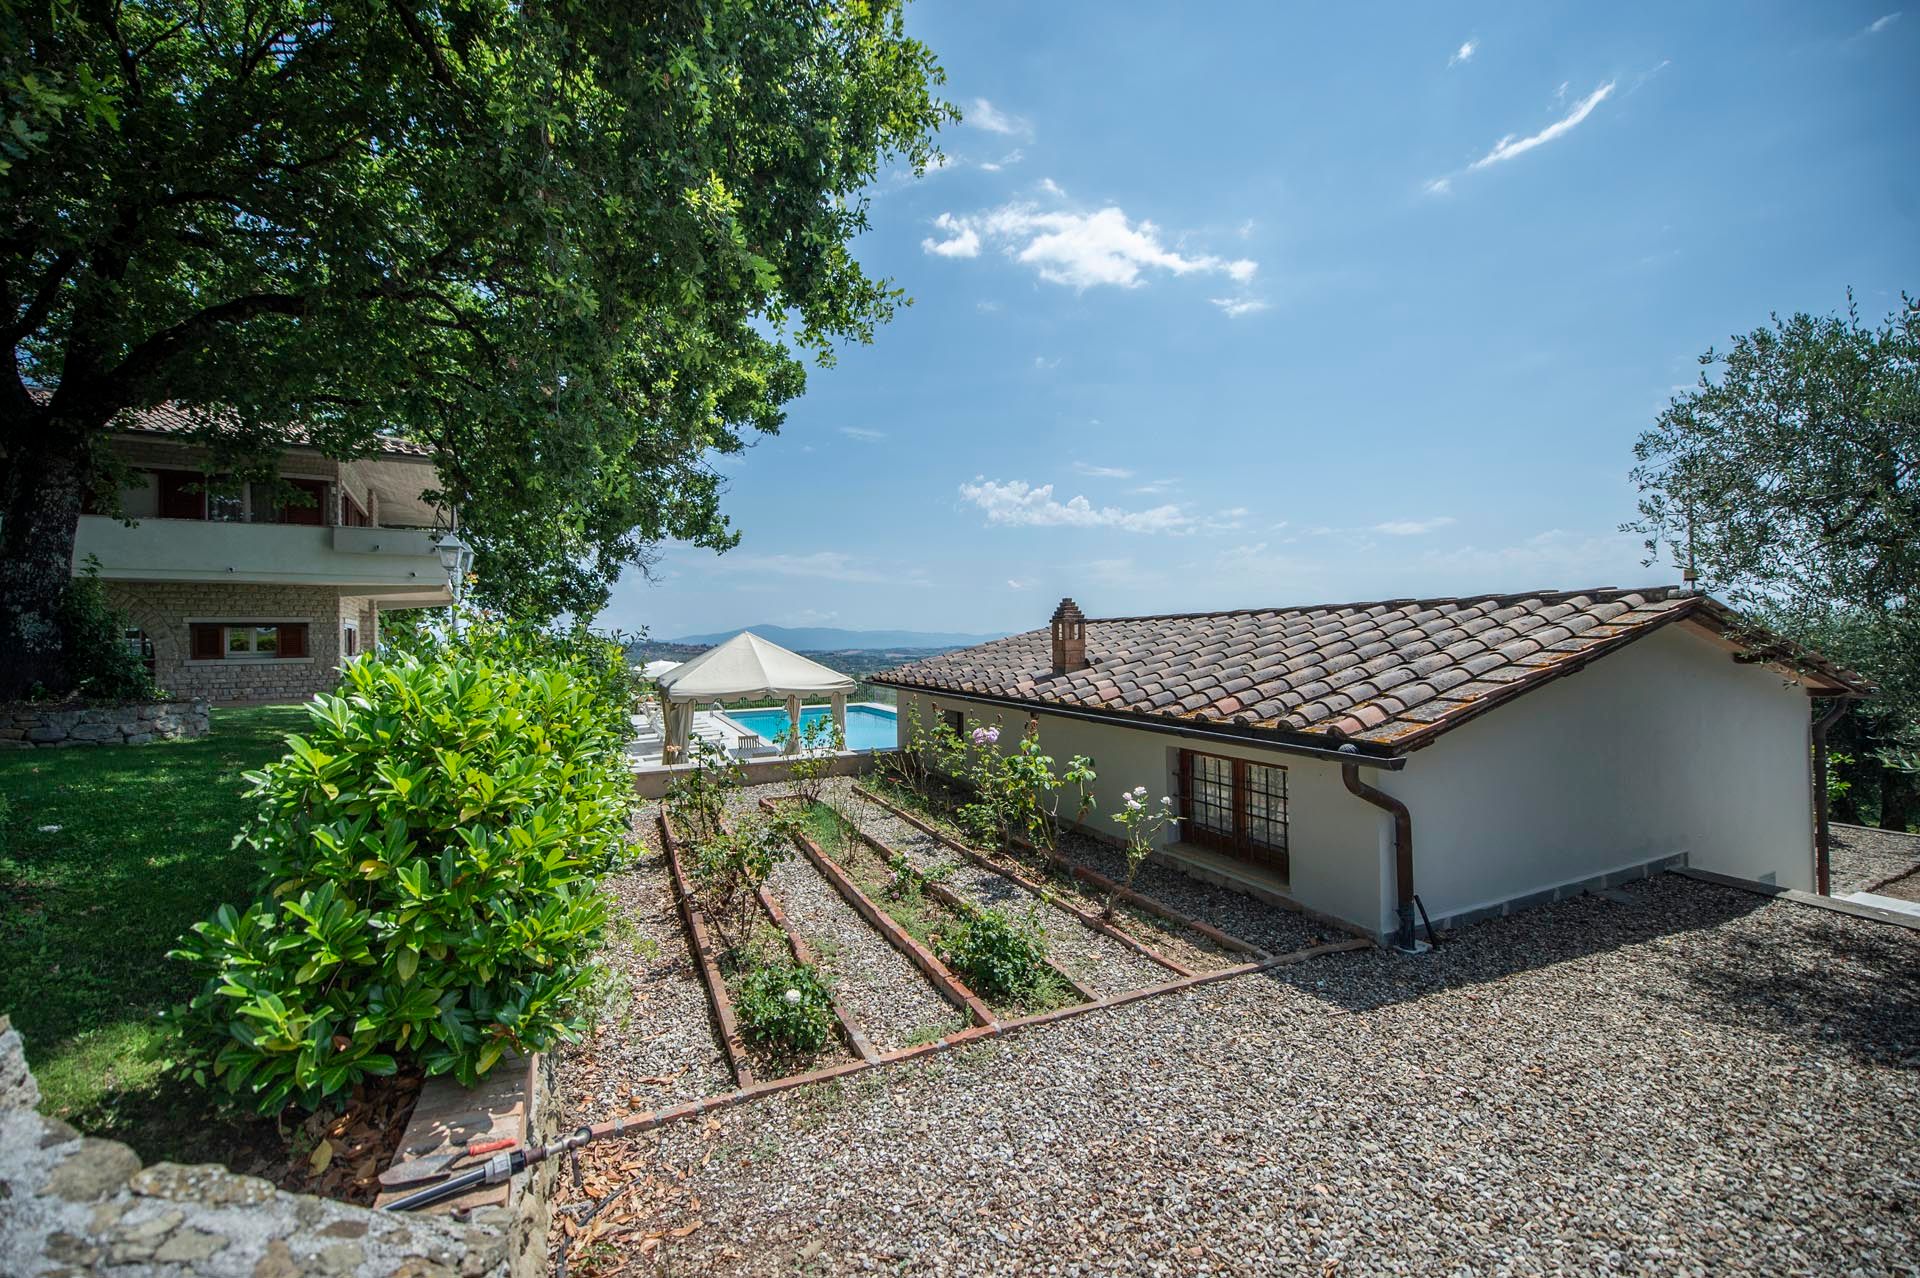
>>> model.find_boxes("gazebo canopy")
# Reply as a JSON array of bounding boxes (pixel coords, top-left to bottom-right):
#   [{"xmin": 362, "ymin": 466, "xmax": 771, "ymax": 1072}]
[
  {"xmin": 656, "ymin": 632, "xmax": 855, "ymax": 702},
  {"xmin": 639, "ymin": 659, "xmax": 683, "ymax": 679}
]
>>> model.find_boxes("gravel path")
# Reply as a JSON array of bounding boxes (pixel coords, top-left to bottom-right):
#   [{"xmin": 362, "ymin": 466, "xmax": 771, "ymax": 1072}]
[
  {"xmin": 830, "ymin": 781, "xmax": 1169, "ymax": 999},
  {"xmin": 592, "ymin": 873, "xmax": 1920, "ymax": 1274},
  {"xmin": 1056, "ymin": 827, "xmax": 1344, "ymax": 957},
  {"xmin": 549, "ymin": 805, "xmax": 733, "ymax": 1123},
  {"xmin": 1832, "ymin": 822, "xmax": 1920, "ymax": 895},
  {"xmin": 763, "ymin": 844, "xmax": 963, "ymax": 1053}
]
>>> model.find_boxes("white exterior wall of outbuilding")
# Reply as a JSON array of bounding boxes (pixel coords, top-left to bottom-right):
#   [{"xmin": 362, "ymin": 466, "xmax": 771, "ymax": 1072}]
[
  {"xmin": 1373, "ymin": 624, "xmax": 1818, "ymax": 929},
  {"xmin": 893, "ymin": 691, "xmax": 1393, "ymax": 938}
]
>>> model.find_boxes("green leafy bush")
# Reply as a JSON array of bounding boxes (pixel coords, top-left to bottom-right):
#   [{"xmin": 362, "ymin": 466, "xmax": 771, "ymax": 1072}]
[
  {"xmin": 44, "ymin": 557, "xmax": 160, "ymax": 704},
  {"xmin": 936, "ymin": 906, "xmax": 1058, "ymax": 1006},
  {"xmin": 169, "ymin": 645, "xmax": 631, "ymax": 1113},
  {"xmin": 733, "ymin": 958, "xmax": 835, "ymax": 1061}
]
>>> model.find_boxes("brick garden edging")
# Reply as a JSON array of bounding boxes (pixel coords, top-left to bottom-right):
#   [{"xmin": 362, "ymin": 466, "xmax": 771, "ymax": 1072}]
[
  {"xmin": 766, "ymin": 797, "xmax": 997, "ymax": 1029},
  {"xmin": 852, "ymin": 783, "xmax": 1282, "ymax": 960},
  {"xmin": 797, "ymin": 797, "xmax": 1103, "ymax": 1006},
  {"xmin": 0, "ymin": 698, "xmax": 209, "ymax": 749},
  {"xmin": 657, "ymin": 814, "xmax": 758, "ymax": 1089},
  {"xmin": 847, "ymin": 785, "xmax": 1203, "ymax": 975},
  {"xmin": 545, "ymin": 933, "xmax": 1374, "ymax": 1158}
]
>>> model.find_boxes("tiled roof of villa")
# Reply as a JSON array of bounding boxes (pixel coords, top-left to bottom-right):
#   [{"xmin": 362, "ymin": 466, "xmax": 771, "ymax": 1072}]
[
  {"xmin": 103, "ymin": 398, "xmax": 436, "ymax": 459},
  {"xmin": 874, "ymin": 588, "xmax": 1870, "ymax": 757}
]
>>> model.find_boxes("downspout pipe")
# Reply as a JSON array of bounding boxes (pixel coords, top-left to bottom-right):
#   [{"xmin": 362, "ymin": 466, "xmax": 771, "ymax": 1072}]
[
  {"xmin": 1811, "ymin": 698, "xmax": 1850, "ymax": 896},
  {"xmin": 1336, "ymin": 740, "xmax": 1417, "ymax": 951}
]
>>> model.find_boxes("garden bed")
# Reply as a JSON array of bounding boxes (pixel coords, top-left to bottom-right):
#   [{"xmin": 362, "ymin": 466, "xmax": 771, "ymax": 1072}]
[
  {"xmin": 857, "ymin": 779, "xmax": 1254, "ymax": 971},
  {"xmin": 865, "ymin": 774, "xmax": 1347, "ymax": 958},
  {"xmin": 659, "ymin": 810, "xmax": 858, "ymax": 1085},
  {"xmin": 784, "ymin": 797, "xmax": 1080, "ymax": 1020},
  {"xmin": 825, "ymin": 782, "xmax": 1183, "ymax": 998}
]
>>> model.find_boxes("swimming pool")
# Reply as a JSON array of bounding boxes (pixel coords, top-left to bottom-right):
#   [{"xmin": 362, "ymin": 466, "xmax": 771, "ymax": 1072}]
[{"xmin": 724, "ymin": 703, "xmax": 899, "ymax": 752}]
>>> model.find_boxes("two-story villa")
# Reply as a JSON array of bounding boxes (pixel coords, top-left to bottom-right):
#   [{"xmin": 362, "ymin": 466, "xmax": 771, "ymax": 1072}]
[{"xmin": 74, "ymin": 404, "xmax": 455, "ymax": 703}]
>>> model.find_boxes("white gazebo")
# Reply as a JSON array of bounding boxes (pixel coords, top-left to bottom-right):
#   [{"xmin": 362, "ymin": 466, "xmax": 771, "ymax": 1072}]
[
  {"xmin": 655, "ymin": 632, "xmax": 856, "ymax": 761},
  {"xmin": 639, "ymin": 659, "xmax": 683, "ymax": 680}
]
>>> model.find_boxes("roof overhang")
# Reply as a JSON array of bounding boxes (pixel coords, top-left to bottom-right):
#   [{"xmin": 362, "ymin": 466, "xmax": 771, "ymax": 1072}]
[{"xmin": 874, "ymin": 681, "xmax": 1409, "ymax": 770}]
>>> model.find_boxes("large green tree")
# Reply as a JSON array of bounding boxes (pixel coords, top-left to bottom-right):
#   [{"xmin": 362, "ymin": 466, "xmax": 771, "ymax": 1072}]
[
  {"xmin": 1, "ymin": 0, "xmax": 951, "ymax": 697},
  {"xmin": 1627, "ymin": 293, "xmax": 1920, "ymax": 828}
]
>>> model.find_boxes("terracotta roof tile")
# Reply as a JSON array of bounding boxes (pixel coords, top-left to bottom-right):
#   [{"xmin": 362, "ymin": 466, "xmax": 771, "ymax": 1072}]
[{"xmin": 876, "ymin": 588, "xmax": 1872, "ymax": 754}]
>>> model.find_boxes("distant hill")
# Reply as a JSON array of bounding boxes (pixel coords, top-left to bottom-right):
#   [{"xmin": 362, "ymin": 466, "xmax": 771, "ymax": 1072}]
[{"xmin": 665, "ymin": 624, "xmax": 1002, "ymax": 651}]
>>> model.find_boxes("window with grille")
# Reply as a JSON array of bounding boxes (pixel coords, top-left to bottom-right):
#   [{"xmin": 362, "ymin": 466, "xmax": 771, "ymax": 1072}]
[{"xmin": 1176, "ymin": 749, "xmax": 1289, "ymax": 876}]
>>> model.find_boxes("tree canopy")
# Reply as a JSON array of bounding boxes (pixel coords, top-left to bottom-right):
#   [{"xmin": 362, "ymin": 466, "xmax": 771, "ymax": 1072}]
[
  {"xmin": 1627, "ymin": 293, "xmax": 1920, "ymax": 823},
  {"xmin": 0, "ymin": 0, "xmax": 952, "ymax": 695}
]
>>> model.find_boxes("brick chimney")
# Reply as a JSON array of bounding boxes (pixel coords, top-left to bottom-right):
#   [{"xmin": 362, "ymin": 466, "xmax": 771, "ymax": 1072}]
[{"xmin": 1049, "ymin": 598, "xmax": 1088, "ymax": 675}]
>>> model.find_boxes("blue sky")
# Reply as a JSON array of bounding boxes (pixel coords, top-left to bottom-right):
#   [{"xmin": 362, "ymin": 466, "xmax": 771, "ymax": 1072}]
[{"xmin": 604, "ymin": 2, "xmax": 1919, "ymax": 641}]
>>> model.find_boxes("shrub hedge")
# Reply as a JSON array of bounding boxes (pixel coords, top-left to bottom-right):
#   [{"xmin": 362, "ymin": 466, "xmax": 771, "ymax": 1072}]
[{"xmin": 171, "ymin": 626, "xmax": 633, "ymax": 1113}]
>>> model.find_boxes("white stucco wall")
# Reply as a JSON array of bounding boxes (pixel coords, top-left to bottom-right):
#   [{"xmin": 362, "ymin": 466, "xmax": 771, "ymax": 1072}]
[
  {"xmin": 1376, "ymin": 624, "xmax": 1818, "ymax": 926},
  {"xmin": 893, "ymin": 691, "xmax": 1392, "ymax": 936}
]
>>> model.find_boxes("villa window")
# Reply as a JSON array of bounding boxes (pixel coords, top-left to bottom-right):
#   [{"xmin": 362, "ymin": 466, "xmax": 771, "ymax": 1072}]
[
  {"xmin": 189, "ymin": 622, "xmax": 310, "ymax": 662},
  {"xmin": 943, "ymin": 708, "xmax": 964, "ymax": 738},
  {"xmin": 1176, "ymin": 749, "xmax": 1289, "ymax": 876},
  {"xmin": 342, "ymin": 618, "xmax": 360, "ymax": 657}
]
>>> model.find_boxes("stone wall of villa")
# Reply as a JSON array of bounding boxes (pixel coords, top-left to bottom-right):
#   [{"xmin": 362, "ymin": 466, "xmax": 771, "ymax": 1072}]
[
  {"xmin": 0, "ymin": 699, "xmax": 210, "ymax": 749},
  {"xmin": 0, "ymin": 1013, "xmax": 532, "ymax": 1278},
  {"xmin": 103, "ymin": 581, "xmax": 358, "ymax": 704}
]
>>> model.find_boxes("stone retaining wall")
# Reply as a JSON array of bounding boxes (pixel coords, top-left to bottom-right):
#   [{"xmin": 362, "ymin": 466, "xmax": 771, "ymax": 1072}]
[
  {"xmin": 0, "ymin": 699, "xmax": 210, "ymax": 749},
  {"xmin": 0, "ymin": 1015, "xmax": 534, "ymax": 1278}
]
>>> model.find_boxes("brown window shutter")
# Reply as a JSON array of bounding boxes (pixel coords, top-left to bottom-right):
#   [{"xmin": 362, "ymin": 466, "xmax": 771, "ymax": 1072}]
[
  {"xmin": 277, "ymin": 624, "xmax": 308, "ymax": 658},
  {"xmin": 190, "ymin": 624, "xmax": 224, "ymax": 660}
]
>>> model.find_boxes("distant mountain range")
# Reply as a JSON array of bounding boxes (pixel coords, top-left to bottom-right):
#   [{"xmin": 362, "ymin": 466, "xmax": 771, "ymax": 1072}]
[{"xmin": 664, "ymin": 624, "xmax": 1003, "ymax": 651}]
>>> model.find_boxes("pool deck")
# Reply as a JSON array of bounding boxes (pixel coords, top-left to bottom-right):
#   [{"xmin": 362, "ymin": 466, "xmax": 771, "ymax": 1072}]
[{"xmin": 625, "ymin": 701, "xmax": 897, "ymax": 772}]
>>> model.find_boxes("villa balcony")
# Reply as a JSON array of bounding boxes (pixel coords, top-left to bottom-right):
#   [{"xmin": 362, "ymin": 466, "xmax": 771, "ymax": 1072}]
[{"xmin": 72, "ymin": 514, "xmax": 451, "ymax": 596}]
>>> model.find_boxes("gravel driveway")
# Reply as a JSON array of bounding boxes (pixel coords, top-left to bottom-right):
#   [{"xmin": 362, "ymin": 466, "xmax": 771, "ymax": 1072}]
[
  {"xmin": 1832, "ymin": 822, "xmax": 1920, "ymax": 897},
  {"xmin": 584, "ymin": 873, "xmax": 1920, "ymax": 1275}
]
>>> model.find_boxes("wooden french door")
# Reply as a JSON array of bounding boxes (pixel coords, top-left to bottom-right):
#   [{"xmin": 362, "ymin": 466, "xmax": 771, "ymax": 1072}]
[{"xmin": 1176, "ymin": 748, "xmax": 1290, "ymax": 877}]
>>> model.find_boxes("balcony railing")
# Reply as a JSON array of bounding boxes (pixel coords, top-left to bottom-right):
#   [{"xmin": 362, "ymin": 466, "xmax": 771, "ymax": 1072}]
[{"xmin": 73, "ymin": 515, "xmax": 451, "ymax": 595}]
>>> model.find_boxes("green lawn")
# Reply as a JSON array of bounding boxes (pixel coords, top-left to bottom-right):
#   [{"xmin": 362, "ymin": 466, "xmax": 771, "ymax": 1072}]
[{"xmin": 0, "ymin": 704, "xmax": 308, "ymax": 1163}]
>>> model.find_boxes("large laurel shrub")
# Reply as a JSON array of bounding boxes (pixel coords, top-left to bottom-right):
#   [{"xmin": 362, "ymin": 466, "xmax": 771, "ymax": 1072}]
[{"xmin": 171, "ymin": 635, "xmax": 631, "ymax": 1113}]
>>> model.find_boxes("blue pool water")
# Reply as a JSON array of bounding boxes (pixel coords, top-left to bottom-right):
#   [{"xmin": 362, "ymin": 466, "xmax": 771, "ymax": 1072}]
[{"xmin": 725, "ymin": 704, "xmax": 898, "ymax": 752}]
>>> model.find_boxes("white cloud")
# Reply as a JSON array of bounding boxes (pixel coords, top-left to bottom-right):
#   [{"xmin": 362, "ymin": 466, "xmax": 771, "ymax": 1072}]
[
  {"xmin": 967, "ymin": 98, "xmax": 1032, "ymax": 139},
  {"xmin": 1073, "ymin": 462, "xmax": 1134, "ymax": 479},
  {"xmin": 1033, "ymin": 355, "xmax": 1061, "ymax": 371},
  {"xmin": 1131, "ymin": 479, "xmax": 1177, "ymax": 495},
  {"xmin": 924, "ymin": 201, "xmax": 1259, "ymax": 291},
  {"xmin": 1006, "ymin": 578, "xmax": 1034, "ymax": 590},
  {"xmin": 1470, "ymin": 80, "xmax": 1616, "ymax": 170},
  {"xmin": 838, "ymin": 427, "xmax": 886, "ymax": 443},
  {"xmin": 1866, "ymin": 11, "xmax": 1902, "ymax": 33},
  {"xmin": 1553, "ymin": 80, "xmax": 1571, "ymax": 103},
  {"xmin": 1038, "ymin": 177, "xmax": 1066, "ymax": 198},
  {"xmin": 1423, "ymin": 176, "xmax": 1453, "ymax": 197},
  {"xmin": 959, "ymin": 478, "xmax": 1192, "ymax": 534},
  {"xmin": 921, "ymin": 212, "xmax": 981, "ymax": 258},
  {"xmin": 979, "ymin": 148, "xmax": 1025, "ymax": 173},
  {"xmin": 1449, "ymin": 39, "xmax": 1478, "ymax": 67},
  {"xmin": 1211, "ymin": 297, "xmax": 1270, "ymax": 318},
  {"xmin": 1236, "ymin": 218, "xmax": 1256, "ymax": 239},
  {"xmin": 1410, "ymin": 529, "xmax": 1647, "ymax": 586},
  {"xmin": 1372, "ymin": 516, "xmax": 1458, "ymax": 536},
  {"xmin": 714, "ymin": 551, "xmax": 927, "ymax": 585}
]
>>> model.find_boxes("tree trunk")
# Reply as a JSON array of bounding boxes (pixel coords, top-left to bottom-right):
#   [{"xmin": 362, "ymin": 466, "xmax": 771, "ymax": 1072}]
[{"xmin": 0, "ymin": 409, "xmax": 89, "ymax": 700}]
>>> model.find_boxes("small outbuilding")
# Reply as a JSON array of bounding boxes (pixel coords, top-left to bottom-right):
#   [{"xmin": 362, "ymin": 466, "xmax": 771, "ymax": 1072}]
[
  {"xmin": 656, "ymin": 631, "xmax": 855, "ymax": 760},
  {"xmin": 874, "ymin": 588, "xmax": 1870, "ymax": 947}
]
